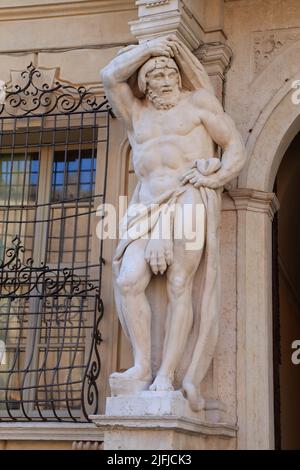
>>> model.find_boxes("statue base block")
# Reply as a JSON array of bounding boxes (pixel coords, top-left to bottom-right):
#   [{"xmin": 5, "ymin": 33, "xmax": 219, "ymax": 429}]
[
  {"xmin": 109, "ymin": 375, "xmax": 151, "ymax": 396},
  {"xmin": 91, "ymin": 391, "xmax": 237, "ymax": 450}
]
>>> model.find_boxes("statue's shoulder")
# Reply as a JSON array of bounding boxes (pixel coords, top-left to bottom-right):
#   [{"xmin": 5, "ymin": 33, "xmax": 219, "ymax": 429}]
[
  {"xmin": 192, "ymin": 87, "xmax": 223, "ymax": 114},
  {"xmin": 192, "ymin": 87, "xmax": 214, "ymax": 103}
]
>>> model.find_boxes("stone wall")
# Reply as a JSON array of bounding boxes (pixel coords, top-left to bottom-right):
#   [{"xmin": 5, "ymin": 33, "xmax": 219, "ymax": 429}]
[
  {"xmin": 0, "ymin": 1, "xmax": 137, "ymax": 84},
  {"xmin": 224, "ymin": 0, "xmax": 300, "ymax": 141}
]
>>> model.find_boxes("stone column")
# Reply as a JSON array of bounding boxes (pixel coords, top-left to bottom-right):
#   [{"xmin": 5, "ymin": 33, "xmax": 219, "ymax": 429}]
[{"xmin": 230, "ymin": 189, "xmax": 280, "ymax": 450}]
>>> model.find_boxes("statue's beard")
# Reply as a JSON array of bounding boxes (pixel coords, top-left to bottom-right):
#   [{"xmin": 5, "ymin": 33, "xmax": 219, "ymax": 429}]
[{"xmin": 146, "ymin": 87, "xmax": 180, "ymax": 110}]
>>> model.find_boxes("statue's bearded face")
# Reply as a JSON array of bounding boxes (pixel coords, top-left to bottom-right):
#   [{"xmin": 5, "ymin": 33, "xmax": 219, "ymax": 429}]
[{"xmin": 145, "ymin": 67, "xmax": 181, "ymax": 110}]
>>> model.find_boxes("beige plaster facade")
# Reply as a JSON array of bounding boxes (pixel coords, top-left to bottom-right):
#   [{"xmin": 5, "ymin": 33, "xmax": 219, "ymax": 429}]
[{"xmin": 0, "ymin": 0, "xmax": 299, "ymax": 450}]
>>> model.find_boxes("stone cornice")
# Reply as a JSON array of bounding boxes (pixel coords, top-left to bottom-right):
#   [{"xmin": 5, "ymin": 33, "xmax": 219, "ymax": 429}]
[
  {"xmin": 136, "ymin": 0, "xmax": 170, "ymax": 6},
  {"xmin": 0, "ymin": 0, "xmax": 135, "ymax": 22},
  {"xmin": 92, "ymin": 414, "xmax": 237, "ymax": 438},
  {"xmin": 0, "ymin": 422, "xmax": 103, "ymax": 441},
  {"xmin": 195, "ymin": 42, "xmax": 232, "ymax": 80},
  {"xmin": 229, "ymin": 188, "xmax": 280, "ymax": 220}
]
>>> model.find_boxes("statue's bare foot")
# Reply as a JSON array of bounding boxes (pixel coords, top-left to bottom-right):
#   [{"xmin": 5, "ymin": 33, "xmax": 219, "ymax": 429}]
[
  {"xmin": 110, "ymin": 365, "xmax": 151, "ymax": 382},
  {"xmin": 149, "ymin": 375, "xmax": 174, "ymax": 392},
  {"xmin": 182, "ymin": 381, "xmax": 205, "ymax": 411}
]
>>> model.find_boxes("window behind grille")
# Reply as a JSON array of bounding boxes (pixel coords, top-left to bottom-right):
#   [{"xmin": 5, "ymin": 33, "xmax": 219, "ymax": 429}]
[{"xmin": 0, "ymin": 65, "xmax": 110, "ymax": 422}]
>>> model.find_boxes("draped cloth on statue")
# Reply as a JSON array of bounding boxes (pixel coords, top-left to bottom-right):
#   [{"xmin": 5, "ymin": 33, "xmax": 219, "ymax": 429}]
[
  {"xmin": 112, "ymin": 179, "xmax": 223, "ymax": 410},
  {"xmin": 180, "ymin": 186, "xmax": 222, "ymax": 410}
]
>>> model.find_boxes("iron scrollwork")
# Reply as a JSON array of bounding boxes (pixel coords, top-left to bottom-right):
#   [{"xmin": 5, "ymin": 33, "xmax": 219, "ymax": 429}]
[
  {"xmin": 0, "ymin": 62, "xmax": 111, "ymax": 117},
  {"xmin": 0, "ymin": 236, "xmax": 103, "ymax": 421},
  {"xmin": 82, "ymin": 295, "xmax": 104, "ymax": 421},
  {"xmin": 0, "ymin": 236, "xmax": 97, "ymax": 299}
]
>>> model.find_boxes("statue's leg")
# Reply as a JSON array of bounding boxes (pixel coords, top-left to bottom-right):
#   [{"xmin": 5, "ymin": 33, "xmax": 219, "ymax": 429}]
[
  {"xmin": 113, "ymin": 237, "xmax": 152, "ymax": 381},
  {"xmin": 150, "ymin": 186, "xmax": 205, "ymax": 391}
]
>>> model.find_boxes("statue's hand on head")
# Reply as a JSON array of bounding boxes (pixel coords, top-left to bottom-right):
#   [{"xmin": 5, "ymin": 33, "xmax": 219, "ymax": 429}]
[{"xmin": 145, "ymin": 35, "xmax": 180, "ymax": 59}]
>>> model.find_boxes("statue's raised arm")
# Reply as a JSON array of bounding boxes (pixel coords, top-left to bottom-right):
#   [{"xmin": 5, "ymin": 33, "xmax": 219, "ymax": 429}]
[{"xmin": 101, "ymin": 36, "xmax": 182, "ymax": 129}]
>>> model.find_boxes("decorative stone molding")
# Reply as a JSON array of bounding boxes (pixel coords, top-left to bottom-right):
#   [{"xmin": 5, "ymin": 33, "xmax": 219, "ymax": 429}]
[
  {"xmin": 0, "ymin": 0, "xmax": 135, "ymax": 22},
  {"xmin": 229, "ymin": 188, "xmax": 280, "ymax": 221},
  {"xmin": 130, "ymin": 0, "xmax": 204, "ymax": 49},
  {"xmin": 193, "ymin": 42, "xmax": 232, "ymax": 102},
  {"xmin": 253, "ymin": 28, "xmax": 300, "ymax": 75},
  {"xmin": 136, "ymin": 0, "xmax": 170, "ymax": 7},
  {"xmin": 72, "ymin": 441, "xmax": 103, "ymax": 450},
  {"xmin": 93, "ymin": 415, "xmax": 237, "ymax": 436},
  {"xmin": 0, "ymin": 423, "xmax": 104, "ymax": 442},
  {"xmin": 195, "ymin": 42, "xmax": 232, "ymax": 82}
]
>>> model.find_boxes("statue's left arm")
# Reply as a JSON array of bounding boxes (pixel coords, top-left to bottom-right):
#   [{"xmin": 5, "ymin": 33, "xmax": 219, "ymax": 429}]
[{"xmin": 181, "ymin": 89, "xmax": 246, "ymax": 189}]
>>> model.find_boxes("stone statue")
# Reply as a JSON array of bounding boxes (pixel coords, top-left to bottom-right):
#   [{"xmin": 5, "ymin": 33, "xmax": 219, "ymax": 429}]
[{"xmin": 101, "ymin": 36, "xmax": 246, "ymax": 410}]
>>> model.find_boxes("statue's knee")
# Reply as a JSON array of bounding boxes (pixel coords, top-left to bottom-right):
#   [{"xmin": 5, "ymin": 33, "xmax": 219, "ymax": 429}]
[
  {"xmin": 116, "ymin": 273, "xmax": 139, "ymax": 296},
  {"xmin": 168, "ymin": 274, "xmax": 189, "ymax": 299}
]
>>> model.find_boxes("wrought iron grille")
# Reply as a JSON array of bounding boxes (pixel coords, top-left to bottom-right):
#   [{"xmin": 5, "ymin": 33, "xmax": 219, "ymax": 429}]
[{"xmin": 0, "ymin": 64, "xmax": 111, "ymax": 422}]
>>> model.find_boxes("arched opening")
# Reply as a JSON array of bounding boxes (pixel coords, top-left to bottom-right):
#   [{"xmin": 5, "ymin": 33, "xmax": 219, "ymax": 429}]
[
  {"xmin": 235, "ymin": 65, "xmax": 300, "ymax": 449},
  {"xmin": 273, "ymin": 131, "xmax": 300, "ymax": 449}
]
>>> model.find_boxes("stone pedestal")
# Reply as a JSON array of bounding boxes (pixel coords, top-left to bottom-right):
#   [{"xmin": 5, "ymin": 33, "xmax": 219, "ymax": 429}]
[{"xmin": 91, "ymin": 391, "xmax": 237, "ymax": 450}]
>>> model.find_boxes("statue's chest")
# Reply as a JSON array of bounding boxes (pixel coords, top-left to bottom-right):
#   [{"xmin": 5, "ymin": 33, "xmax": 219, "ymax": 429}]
[{"xmin": 132, "ymin": 109, "xmax": 195, "ymax": 144}]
